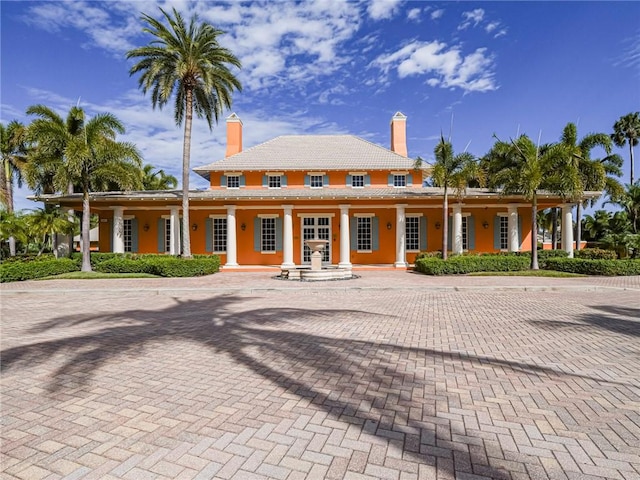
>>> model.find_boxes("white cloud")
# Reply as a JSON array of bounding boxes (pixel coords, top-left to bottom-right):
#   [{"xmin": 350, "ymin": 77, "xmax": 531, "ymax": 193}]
[
  {"xmin": 407, "ymin": 8, "xmax": 421, "ymax": 22},
  {"xmin": 372, "ymin": 41, "xmax": 497, "ymax": 93},
  {"xmin": 458, "ymin": 8, "xmax": 485, "ymax": 30},
  {"xmin": 22, "ymin": 1, "xmax": 363, "ymax": 93},
  {"xmin": 614, "ymin": 31, "xmax": 640, "ymax": 71},
  {"xmin": 367, "ymin": 0, "xmax": 402, "ymax": 20},
  {"xmin": 431, "ymin": 9, "xmax": 444, "ymax": 20}
]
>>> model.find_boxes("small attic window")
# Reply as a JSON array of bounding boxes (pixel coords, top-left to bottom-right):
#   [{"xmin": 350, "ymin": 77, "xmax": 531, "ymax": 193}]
[{"xmin": 227, "ymin": 175, "xmax": 240, "ymax": 189}]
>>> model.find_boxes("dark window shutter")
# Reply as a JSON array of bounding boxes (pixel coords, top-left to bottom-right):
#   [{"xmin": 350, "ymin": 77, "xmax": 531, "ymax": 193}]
[
  {"xmin": 262, "ymin": 175, "xmax": 268, "ymax": 187},
  {"xmin": 350, "ymin": 219, "xmax": 357, "ymax": 250},
  {"xmin": 447, "ymin": 216, "xmax": 452, "ymax": 251},
  {"xmin": 372, "ymin": 217, "xmax": 379, "ymax": 251},
  {"xmin": 205, "ymin": 218, "xmax": 213, "ymax": 252},
  {"xmin": 281, "ymin": 175, "xmax": 287, "ymax": 188},
  {"xmin": 365, "ymin": 175, "xmax": 371, "ymax": 187},
  {"xmin": 420, "ymin": 216, "xmax": 427, "ymax": 251},
  {"xmin": 494, "ymin": 216, "xmax": 501, "ymax": 250},
  {"xmin": 221, "ymin": 175, "xmax": 227, "ymax": 187},
  {"xmin": 346, "ymin": 174, "xmax": 352, "ymax": 187},
  {"xmin": 239, "ymin": 175, "xmax": 245, "ymax": 187},
  {"xmin": 468, "ymin": 216, "xmax": 475, "ymax": 251},
  {"xmin": 323, "ymin": 175, "xmax": 329, "ymax": 187},
  {"xmin": 254, "ymin": 217, "xmax": 260, "ymax": 251},
  {"xmin": 304, "ymin": 175, "xmax": 310, "ymax": 187},
  {"xmin": 518, "ymin": 215, "xmax": 523, "ymax": 249},
  {"xmin": 157, "ymin": 218, "xmax": 165, "ymax": 253},
  {"xmin": 131, "ymin": 219, "xmax": 139, "ymax": 252},
  {"xmin": 388, "ymin": 174, "xmax": 394, "ymax": 186},
  {"xmin": 275, "ymin": 217, "xmax": 283, "ymax": 251},
  {"xmin": 407, "ymin": 174, "xmax": 413, "ymax": 186}
]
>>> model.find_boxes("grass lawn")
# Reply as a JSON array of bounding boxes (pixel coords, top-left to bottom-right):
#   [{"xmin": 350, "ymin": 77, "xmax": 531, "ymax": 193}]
[
  {"xmin": 469, "ymin": 270, "xmax": 585, "ymax": 278},
  {"xmin": 39, "ymin": 271, "xmax": 160, "ymax": 280}
]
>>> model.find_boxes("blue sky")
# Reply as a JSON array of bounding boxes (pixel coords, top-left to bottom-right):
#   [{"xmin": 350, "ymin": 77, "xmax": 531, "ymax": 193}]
[{"xmin": 2, "ymin": 1, "xmax": 639, "ymax": 213}]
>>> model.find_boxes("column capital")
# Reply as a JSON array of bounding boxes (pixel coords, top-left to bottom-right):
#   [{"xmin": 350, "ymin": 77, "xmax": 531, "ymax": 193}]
[
  {"xmin": 224, "ymin": 204, "xmax": 237, "ymax": 213},
  {"xmin": 112, "ymin": 205, "xmax": 124, "ymax": 213},
  {"xmin": 338, "ymin": 204, "xmax": 351, "ymax": 210},
  {"xmin": 281, "ymin": 204, "xmax": 294, "ymax": 212},
  {"xmin": 395, "ymin": 203, "xmax": 408, "ymax": 209},
  {"xmin": 452, "ymin": 203, "xmax": 463, "ymax": 214},
  {"xmin": 507, "ymin": 204, "xmax": 519, "ymax": 212}
]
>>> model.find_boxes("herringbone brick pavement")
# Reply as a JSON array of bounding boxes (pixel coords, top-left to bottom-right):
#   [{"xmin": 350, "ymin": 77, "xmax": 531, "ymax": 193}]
[{"xmin": 1, "ymin": 274, "xmax": 639, "ymax": 479}]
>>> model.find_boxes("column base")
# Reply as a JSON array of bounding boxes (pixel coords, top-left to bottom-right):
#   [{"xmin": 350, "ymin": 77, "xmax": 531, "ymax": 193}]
[
  {"xmin": 280, "ymin": 262, "xmax": 296, "ymax": 269},
  {"xmin": 394, "ymin": 261, "xmax": 408, "ymax": 268},
  {"xmin": 223, "ymin": 262, "xmax": 240, "ymax": 269},
  {"xmin": 338, "ymin": 262, "xmax": 352, "ymax": 269}
]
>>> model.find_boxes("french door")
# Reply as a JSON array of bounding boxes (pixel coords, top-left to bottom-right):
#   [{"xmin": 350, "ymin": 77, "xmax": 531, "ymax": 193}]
[{"xmin": 301, "ymin": 216, "xmax": 331, "ymax": 264}]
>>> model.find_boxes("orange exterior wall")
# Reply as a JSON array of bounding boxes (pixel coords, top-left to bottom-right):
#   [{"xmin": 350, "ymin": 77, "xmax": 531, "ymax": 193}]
[
  {"xmin": 95, "ymin": 201, "xmax": 536, "ymax": 264},
  {"xmin": 209, "ymin": 170, "xmax": 423, "ymax": 190}
]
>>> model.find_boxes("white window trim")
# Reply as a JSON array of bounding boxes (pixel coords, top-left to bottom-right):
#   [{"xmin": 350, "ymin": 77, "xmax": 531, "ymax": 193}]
[
  {"xmin": 405, "ymin": 216, "xmax": 421, "ymax": 253},
  {"xmin": 223, "ymin": 171, "xmax": 242, "ymax": 176},
  {"xmin": 226, "ymin": 175, "xmax": 241, "ymax": 189},
  {"xmin": 307, "ymin": 171, "xmax": 326, "ymax": 176},
  {"xmin": 123, "ymin": 215, "xmax": 135, "ymax": 220},
  {"xmin": 265, "ymin": 172, "xmax": 284, "ymax": 176},
  {"xmin": 209, "ymin": 216, "xmax": 228, "ymax": 254},
  {"xmin": 296, "ymin": 213, "xmax": 335, "ymax": 218},
  {"xmin": 260, "ymin": 217, "xmax": 277, "ymax": 254},
  {"xmin": 350, "ymin": 174, "xmax": 365, "ymax": 189},
  {"xmin": 356, "ymin": 216, "xmax": 373, "ymax": 253},
  {"xmin": 309, "ymin": 174, "xmax": 324, "ymax": 189},
  {"xmin": 497, "ymin": 213, "xmax": 509, "ymax": 251},
  {"xmin": 349, "ymin": 171, "xmax": 367, "ymax": 176}
]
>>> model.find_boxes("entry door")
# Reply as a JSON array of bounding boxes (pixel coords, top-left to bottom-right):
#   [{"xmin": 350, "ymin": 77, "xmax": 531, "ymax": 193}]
[{"xmin": 302, "ymin": 217, "xmax": 331, "ymax": 264}]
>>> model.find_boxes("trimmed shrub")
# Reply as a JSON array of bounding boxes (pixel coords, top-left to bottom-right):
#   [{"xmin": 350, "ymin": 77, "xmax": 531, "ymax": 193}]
[
  {"xmin": 143, "ymin": 256, "xmax": 220, "ymax": 277},
  {"xmin": 0, "ymin": 258, "xmax": 79, "ymax": 282},
  {"xmin": 415, "ymin": 254, "xmax": 529, "ymax": 275},
  {"xmin": 414, "ymin": 251, "xmax": 442, "ymax": 261},
  {"xmin": 545, "ymin": 258, "xmax": 640, "ymax": 276},
  {"xmin": 94, "ymin": 257, "xmax": 155, "ymax": 274},
  {"xmin": 574, "ymin": 248, "xmax": 617, "ymax": 260},
  {"xmin": 536, "ymin": 249, "xmax": 569, "ymax": 268},
  {"xmin": 94, "ymin": 255, "xmax": 220, "ymax": 277}
]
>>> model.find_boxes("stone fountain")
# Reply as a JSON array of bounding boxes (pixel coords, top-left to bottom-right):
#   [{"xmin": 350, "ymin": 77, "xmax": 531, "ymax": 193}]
[{"xmin": 279, "ymin": 239, "xmax": 354, "ymax": 281}]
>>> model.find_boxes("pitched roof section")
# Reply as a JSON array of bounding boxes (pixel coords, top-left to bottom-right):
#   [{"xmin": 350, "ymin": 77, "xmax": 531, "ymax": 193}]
[{"xmin": 194, "ymin": 135, "xmax": 424, "ymax": 180}]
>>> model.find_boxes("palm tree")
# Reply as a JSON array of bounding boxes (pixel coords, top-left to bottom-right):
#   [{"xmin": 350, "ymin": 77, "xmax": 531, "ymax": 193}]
[
  {"xmin": 127, "ymin": 7, "xmax": 242, "ymax": 257},
  {"xmin": 26, "ymin": 208, "xmax": 76, "ymax": 255},
  {"xmin": 142, "ymin": 164, "xmax": 178, "ymax": 190},
  {"xmin": 1, "ymin": 121, "xmax": 28, "ymax": 256},
  {"xmin": 27, "ymin": 106, "xmax": 142, "ymax": 271},
  {"xmin": 486, "ymin": 135, "xmax": 570, "ymax": 269},
  {"xmin": 607, "ymin": 183, "xmax": 640, "ymax": 234},
  {"xmin": 423, "ymin": 136, "xmax": 484, "ymax": 260},
  {"xmin": 582, "ymin": 209, "xmax": 612, "ymax": 242},
  {"xmin": 558, "ymin": 122, "xmax": 623, "ymax": 250},
  {"xmin": 612, "ymin": 112, "xmax": 640, "ymax": 185}
]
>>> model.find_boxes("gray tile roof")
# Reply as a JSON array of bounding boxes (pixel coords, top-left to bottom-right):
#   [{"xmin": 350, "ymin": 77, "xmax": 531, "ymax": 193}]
[{"xmin": 194, "ymin": 135, "xmax": 427, "ymax": 180}]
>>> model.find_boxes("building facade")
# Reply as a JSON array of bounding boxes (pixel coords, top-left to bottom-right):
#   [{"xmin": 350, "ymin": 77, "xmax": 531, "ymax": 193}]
[{"xmin": 39, "ymin": 113, "xmax": 585, "ymax": 268}]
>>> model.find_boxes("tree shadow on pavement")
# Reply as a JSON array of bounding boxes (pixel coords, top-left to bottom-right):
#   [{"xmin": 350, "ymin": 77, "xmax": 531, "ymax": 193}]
[
  {"xmin": 2, "ymin": 295, "xmax": 628, "ymax": 479},
  {"xmin": 530, "ymin": 304, "xmax": 640, "ymax": 337}
]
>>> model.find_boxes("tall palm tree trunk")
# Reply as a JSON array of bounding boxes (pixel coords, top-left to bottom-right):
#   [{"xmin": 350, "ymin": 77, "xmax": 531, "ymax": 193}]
[
  {"xmin": 442, "ymin": 187, "xmax": 448, "ymax": 260},
  {"xmin": 181, "ymin": 88, "xmax": 193, "ymax": 258},
  {"xmin": 551, "ymin": 207, "xmax": 558, "ymax": 249},
  {"xmin": 630, "ymin": 142, "xmax": 635, "ymax": 185},
  {"xmin": 4, "ymin": 162, "xmax": 16, "ymax": 256},
  {"xmin": 531, "ymin": 197, "xmax": 539, "ymax": 270},
  {"xmin": 81, "ymin": 190, "xmax": 92, "ymax": 272}
]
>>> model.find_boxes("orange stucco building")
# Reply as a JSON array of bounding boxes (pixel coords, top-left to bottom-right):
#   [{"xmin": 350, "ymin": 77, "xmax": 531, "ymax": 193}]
[{"xmin": 41, "ymin": 112, "xmax": 584, "ymax": 268}]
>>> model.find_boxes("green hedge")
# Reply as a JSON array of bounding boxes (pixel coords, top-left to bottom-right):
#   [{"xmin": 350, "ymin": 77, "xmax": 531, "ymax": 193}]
[
  {"xmin": 545, "ymin": 258, "xmax": 640, "ymax": 276},
  {"xmin": 95, "ymin": 255, "xmax": 220, "ymax": 277},
  {"xmin": 574, "ymin": 248, "xmax": 617, "ymax": 260},
  {"xmin": 415, "ymin": 254, "xmax": 530, "ymax": 275},
  {"xmin": 0, "ymin": 258, "xmax": 79, "ymax": 282}
]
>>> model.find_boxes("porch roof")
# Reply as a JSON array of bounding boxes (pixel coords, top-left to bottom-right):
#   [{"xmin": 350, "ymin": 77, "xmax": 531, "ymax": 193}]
[{"xmin": 31, "ymin": 188, "xmax": 602, "ymax": 205}]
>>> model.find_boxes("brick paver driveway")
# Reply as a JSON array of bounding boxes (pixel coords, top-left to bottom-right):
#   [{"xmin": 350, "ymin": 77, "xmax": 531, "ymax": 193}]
[{"xmin": 2, "ymin": 272, "xmax": 639, "ymax": 479}]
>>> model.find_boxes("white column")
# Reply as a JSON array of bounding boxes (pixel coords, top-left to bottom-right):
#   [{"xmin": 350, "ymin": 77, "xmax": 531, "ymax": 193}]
[
  {"xmin": 113, "ymin": 206, "xmax": 124, "ymax": 253},
  {"xmin": 508, "ymin": 205, "xmax": 519, "ymax": 252},
  {"xmin": 281, "ymin": 204, "xmax": 295, "ymax": 268},
  {"xmin": 561, "ymin": 204, "xmax": 574, "ymax": 258},
  {"xmin": 394, "ymin": 204, "xmax": 407, "ymax": 268},
  {"xmin": 170, "ymin": 207, "xmax": 181, "ymax": 255},
  {"xmin": 452, "ymin": 204, "xmax": 463, "ymax": 255},
  {"xmin": 225, "ymin": 205, "xmax": 239, "ymax": 267},
  {"xmin": 339, "ymin": 204, "xmax": 352, "ymax": 269}
]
